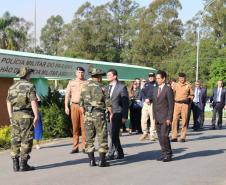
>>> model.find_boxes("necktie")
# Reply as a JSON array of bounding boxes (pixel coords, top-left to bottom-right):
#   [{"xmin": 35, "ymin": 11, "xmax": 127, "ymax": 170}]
[
  {"xmin": 108, "ymin": 85, "xmax": 113, "ymax": 96},
  {"xmin": 157, "ymin": 87, "xmax": 161, "ymax": 98}
]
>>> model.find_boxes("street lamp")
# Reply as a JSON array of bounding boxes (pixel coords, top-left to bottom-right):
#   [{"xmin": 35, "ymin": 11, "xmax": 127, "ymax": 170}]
[{"xmin": 196, "ymin": 0, "xmax": 217, "ymax": 81}]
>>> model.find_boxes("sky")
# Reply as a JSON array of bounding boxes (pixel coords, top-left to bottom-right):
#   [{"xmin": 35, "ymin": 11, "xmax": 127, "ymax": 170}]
[{"xmin": 0, "ymin": 0, "xmax": 204, "ymax": 42}]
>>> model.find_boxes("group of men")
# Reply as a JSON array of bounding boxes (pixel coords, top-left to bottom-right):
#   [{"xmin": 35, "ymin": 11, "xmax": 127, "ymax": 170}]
[
  {"xmin": 64, "ymin": 66, "xmax": 129, "ymax": 167},
  {"xmin": 6, "ymin": 65, "xmax": 226, "ymax": 171},
  {"xmin": 139, "ymin": 72, "xmax": 226, "ymax": 143},
  {"xmin": 7, "ymin": 66, "xmax": 130, "ymax": 171}
]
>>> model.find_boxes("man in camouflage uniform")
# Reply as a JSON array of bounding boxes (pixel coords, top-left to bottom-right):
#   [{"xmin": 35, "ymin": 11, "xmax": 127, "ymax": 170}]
[
  {"xmin": 6, "ymin": 67, "xmax": 38, "ymax": 172},
  {"xmin": 80, "ymin": 67, "xmax": 112, "ymax": 167}
]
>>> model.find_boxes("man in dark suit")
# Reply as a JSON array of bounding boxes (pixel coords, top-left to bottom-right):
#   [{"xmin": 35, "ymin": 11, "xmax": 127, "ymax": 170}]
[
  {"xmin": 191, "ymin": 80, "xmax": 207, "ymax": 131},
  {"xmin": 106, "ymin": 69, "xmax": 129, "ymax": 160},
  {"xmin": 152, "ymin": 70, "xmax": 174, "ymax": 162},
  {"xmin": 210, "ymin": 80, "xmax": 226, "ymax": 130}
]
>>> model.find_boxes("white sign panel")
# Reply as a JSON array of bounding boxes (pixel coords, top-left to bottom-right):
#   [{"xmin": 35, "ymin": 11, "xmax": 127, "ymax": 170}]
[{"xmin": 0, "ymin": 54, "xmax": 89, "ymax": 79}]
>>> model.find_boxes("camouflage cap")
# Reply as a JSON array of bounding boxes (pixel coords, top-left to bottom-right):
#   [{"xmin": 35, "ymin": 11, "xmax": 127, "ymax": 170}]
[
  {"xmin": 16, "ymin": 67, "xmax": 34, "ymax": 78},
  {"xmin": 89, "ymin": 67, "xmax": 106, "ymax": 76}
]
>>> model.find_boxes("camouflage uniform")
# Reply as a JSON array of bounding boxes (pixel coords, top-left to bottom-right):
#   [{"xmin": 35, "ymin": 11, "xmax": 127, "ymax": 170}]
[
  {"xmin": 7, "ymin": 68, "xmax": 37, "ymax": 161},
  {"xmin": 80, "ymin": 79, "xmax": 111, "ymax": 154},
  {"xmin": 79, "ymin": 67, "xmax": 111, "ymax": 167}
]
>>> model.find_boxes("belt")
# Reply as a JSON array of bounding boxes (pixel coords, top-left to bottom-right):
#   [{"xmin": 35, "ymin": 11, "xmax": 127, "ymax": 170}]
[
  {"xmin": 175, "ymin": 100, "xmax": 189, "ymax": 104},
  {"xmin": 13, "ymin": 108, "xmax": 32, "ymax": 112},
  {"xmin": 72, "ymin": 102, "xmax": 79, "ymax": 104},
  {"xmin": 92, "ymin": 108, "xmax": 105, "ymax": 113}
]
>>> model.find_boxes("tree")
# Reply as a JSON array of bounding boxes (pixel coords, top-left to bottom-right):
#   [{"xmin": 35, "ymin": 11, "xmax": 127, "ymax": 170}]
[
  {"xmin": 108, "ymin": 0, "xmax": 139, "ymax": 63},
  {"xmin": 131, "ymin": 0, "xmax": 183, "ymax": 67},
  {"xmin": 59, "ymin": 2, "xmax": 118, "ymax": 62},
  {"xmin": 209, "ymin": 58, "xmax": 226, "ymax": 88},
  {"xmin": 40, "ymin": 15, "xmax": 64, "ymax": 55},
  {"xmin": 0, "ymin": 12, "xmax": 31, "ymax": 51},
  {"xmin": 203, "ymin": 0, "xmax": 226, "ymax": 47}
]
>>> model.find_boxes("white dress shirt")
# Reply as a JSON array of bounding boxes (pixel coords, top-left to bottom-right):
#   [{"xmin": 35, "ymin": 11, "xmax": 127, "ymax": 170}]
[
  {"xmin": 193, "ymin": 88, "xmax": 200, "ymax": 103},
  {"xmin": 217, "ymin": 87, "xmax": 222, "ymax": 102},
  {"xmin": 109, "ymin": 80, "xmax": 117, "ymax": 97}
]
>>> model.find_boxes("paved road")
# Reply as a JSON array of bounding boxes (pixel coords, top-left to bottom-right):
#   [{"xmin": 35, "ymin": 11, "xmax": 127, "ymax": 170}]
[{"xmin": 1, "ymin": 121, "xmax": 226, "ymax": 185}]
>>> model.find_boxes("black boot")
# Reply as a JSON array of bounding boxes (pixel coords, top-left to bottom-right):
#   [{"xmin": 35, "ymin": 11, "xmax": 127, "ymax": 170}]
[
  {"xmin": 20, "ymin": 159, "xmax": 35, "ymax": 171},
  {"xmin": 12, "ymin": 157, "xmax": 20, "ymax": 172},
  {"xmin": 99, "ymin": 153, "xmax": 109, "ymax": 167},
  {"xmin": 88, "ymin": 153, "xmax": 96, "ymax": 167}
]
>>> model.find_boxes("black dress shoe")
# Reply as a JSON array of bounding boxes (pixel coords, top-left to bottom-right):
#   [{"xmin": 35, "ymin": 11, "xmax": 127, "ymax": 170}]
[
  {"xmin": 106, "ymin": 155, "xmax": 114, "ymax": 161},
  {"xmin": 156, "ymin": 156, "xmax": 164, "ymax": 161},
  {"xmin": 115, "ymin": 154, "xmax": 124, "ymax": 160},
  {"xmin": 180, "ymin": 139, "xmax": 186, "ymax": 142},
  {"xmin": 171, "ymin": 138, "xmax": 178, "ymax": 142},
  {"xmin": 210, "ymin": 126, "xmax": 216, "ymax": 130},
  {"xmin": 162, "ymin": 157, "xmax": 172, "ymax": 162},
  {"xmin": 193, "ymin": 127, "xmax": 200, "ymax": 131},
  {"xmin": 70, "ymin": 149, "xmax": 79, "ymax": 154}
]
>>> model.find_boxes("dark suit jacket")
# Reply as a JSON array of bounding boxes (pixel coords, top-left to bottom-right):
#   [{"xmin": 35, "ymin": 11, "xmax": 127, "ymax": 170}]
[
  {"xmin": 193, "ymin": 87, "xmax": 207, "ymax": 109},
  {"xmin": 152, "ymin": 84, "xmax": 174, "ymax": 124},
  {"xmin": 210, "ymin": 87, "xmax": 226, "ymax": 108},
  {"xmin": 108, "ymin": 82, "xmax": 129, "ymax": 119}
]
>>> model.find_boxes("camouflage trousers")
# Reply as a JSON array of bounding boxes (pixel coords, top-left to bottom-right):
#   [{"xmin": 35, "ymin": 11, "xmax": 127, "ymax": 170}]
[
  {"xmin": 10, "ymin": 112, "xmax": 34, "ymax": 160},
  {"xmin": 84, "ymin": 111, "xmax": 108, "ymax": 153}
]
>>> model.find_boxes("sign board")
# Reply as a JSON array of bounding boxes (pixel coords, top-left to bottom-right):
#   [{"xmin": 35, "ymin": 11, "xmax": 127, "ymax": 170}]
[
  {"xmin": 0, "ymin": 49, "xmax": 157, "ymax": 80},
  {"xmin": 0, "ymin": 53, "xmax": 89, "ymax": 79}
]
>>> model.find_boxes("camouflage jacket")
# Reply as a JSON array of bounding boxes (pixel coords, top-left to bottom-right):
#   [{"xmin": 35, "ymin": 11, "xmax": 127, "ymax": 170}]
[
  {"xmin": 79, "ymin": 79, "xmax": 111, "ymax": 111},
  {"xmin": 7, "ymin": 79, "xmax": 37, "ymax": 110}
]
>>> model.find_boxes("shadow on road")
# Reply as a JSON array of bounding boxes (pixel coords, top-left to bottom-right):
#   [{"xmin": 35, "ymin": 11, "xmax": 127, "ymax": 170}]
[
  {"xmin": 186, "ymin": 132, "xmax": 204, "ymax": 137},
  {"xmin": 123, "ymin": 142, "xmax": 151, "ymax": 149},
  {"xmin": 187, "ymin": 135, "xmax": 226, "ymax": 142},
  {"xmin": 110, "ymin": 147, "xmax": 188, "ymax": 166},
  {"xmin": 41, "ymin": 143, "xmax": 72, "ymax": 149},
  {"xmin": 36, "ymin": 158, "xmax": 88, "ymax": 170},
  {"xmin": 173, "ymin": 149, "xmax": 226, "ymax": 161}
]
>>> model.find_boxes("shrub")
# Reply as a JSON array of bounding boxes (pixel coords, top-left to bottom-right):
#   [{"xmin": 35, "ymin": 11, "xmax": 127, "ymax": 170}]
[
  {"xmin": 0, "ymin": 126, "xmax": 11, "ymax": 149},
  {"xmin": 40, "ymin": 90, "xmax": 72, "ymax": 139}
]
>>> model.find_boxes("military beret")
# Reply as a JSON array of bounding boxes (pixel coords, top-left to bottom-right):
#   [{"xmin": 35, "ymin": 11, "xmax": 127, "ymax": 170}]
[
  {"xmin": 178, "ymin": 73, "xmax": 186, "ymax": 77},
  {"xmin": 16, "ymin": 67, "xmax": 34, "ymax": 78},
  {"xmin": 148, "ymin": 72, "xmax": 155, "ymax": 77},
  {"xmin": 89, "ymin": 67, "xmax": 106, "ymax": 76},
  {"xmin": 76, "ymin": 66, "xmax": 85, "ymax": 72}
]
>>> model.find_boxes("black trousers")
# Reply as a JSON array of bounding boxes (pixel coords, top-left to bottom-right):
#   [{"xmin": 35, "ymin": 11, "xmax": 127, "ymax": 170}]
[
  {"xmin": 212, "ymin": 103, "xmax": 224, "ymax": 127},
  {"xmin": 108, "ymin": 113, "xmax": 124, "ymax": 156},
  {"xmin": 129, "ymin": 107, "xmax": 142, "ymax": 132},
  {"xmin": 156, "ymin": 122, "xmax": 172, "ymax": 158}
]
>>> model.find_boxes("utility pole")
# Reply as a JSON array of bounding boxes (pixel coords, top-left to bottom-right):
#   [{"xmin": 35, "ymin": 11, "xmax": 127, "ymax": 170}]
[{"xmin": 34, "ymin": 0, "xmax": 36, "ymax": 53}]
